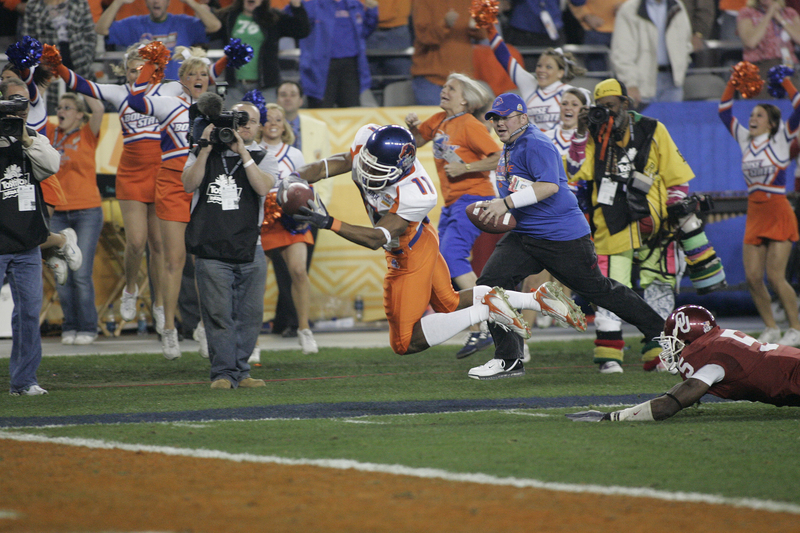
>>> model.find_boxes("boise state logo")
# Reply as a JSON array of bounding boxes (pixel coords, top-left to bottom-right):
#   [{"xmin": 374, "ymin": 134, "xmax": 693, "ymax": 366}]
[{"xmin": 397, "ymin": 143, "xmax": 414, "ymax": 168}]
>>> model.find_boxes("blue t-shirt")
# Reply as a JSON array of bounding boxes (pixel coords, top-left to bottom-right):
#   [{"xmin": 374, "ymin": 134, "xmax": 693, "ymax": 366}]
[
  {"xmin": 107, "ymin": 14, "xmax": 208, "ymax": 80},
  {"xmin": 497, "ymin": 126, "xmax": 589, "ymax": 241}
]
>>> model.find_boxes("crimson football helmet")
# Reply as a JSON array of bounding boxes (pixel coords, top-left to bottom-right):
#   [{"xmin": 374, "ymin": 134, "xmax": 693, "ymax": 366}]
[
  {"xmin": 357, "ymin": 125, "xmax": 416, "ymax": 191},
  {"xmin": 657, "ymin": 305, "xmax": 717, "ymax": 374}
]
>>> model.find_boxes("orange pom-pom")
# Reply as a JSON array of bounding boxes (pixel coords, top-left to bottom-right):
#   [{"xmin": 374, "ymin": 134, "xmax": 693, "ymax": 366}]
[
  {"xmin": 139, "ymin": 41, "xmax": 171, "ymax": 84},
  {"xmin": 39, "ymin": 44, "xmax": 62, "ymax": 71},
  {"xmin": 470, "ymin": 0, "xmax": 499, "ymax": 29},
  {"xmin": 731, "ymin": 61, "xmax": 764, "ymax": 99},
  {"xmin": 262, "ymin": 192, "xmax": 283, "ymax": 231}
]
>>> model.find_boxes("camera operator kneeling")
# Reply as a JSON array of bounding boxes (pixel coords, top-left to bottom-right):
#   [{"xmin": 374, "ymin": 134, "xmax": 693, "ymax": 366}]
[{"xmin": 182, "ymin": 100, "xmax": 279, "ymax": 390}]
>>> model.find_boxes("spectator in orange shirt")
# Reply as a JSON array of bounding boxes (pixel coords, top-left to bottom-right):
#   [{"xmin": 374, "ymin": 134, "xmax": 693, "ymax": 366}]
[{"xmin": 48, "ymin": 93, "xmax": 106, "ymax": 345}]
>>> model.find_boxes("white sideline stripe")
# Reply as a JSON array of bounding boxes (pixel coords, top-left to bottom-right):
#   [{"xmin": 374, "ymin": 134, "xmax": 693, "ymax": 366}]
[{"xmin": 2, "ymin": 430, "xmax": 800, "ymax": 515}]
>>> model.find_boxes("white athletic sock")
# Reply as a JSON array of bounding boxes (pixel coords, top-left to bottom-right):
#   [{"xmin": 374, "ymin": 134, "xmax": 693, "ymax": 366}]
[
  {"xmin": 504, "ymin": 290, "xmax": 540, "ymax": 311},
  {"xmin": 420, "ymin": 305, "xmax": 490, "ymax": 347}
]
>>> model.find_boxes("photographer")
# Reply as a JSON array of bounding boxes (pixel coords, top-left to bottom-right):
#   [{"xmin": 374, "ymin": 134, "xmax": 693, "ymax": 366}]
[
  {"xmin": 182, "ymin": 98, "xmax": 278, "ymax": 390},
  {"xmin": 0, "ymin": 78, "xmax": 61, "ymax": 395},
  {"xmin": 567, "ymin": 79, "xmax": 725, "ymax": 373}
]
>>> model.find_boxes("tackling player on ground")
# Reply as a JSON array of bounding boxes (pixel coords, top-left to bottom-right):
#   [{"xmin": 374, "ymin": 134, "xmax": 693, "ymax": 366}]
[
  {"xmin": 567, "ymin": 304, "xmax": 800, "ymax": 421},
  {"xmin": 290, "ymin": 123, "xmax": 585, "ymax": 360}
]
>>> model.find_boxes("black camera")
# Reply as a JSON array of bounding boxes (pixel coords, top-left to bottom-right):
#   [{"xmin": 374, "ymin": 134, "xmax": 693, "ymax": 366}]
[
  {"xmin": 587, "ymin": 105, "xmax": 611, "ymax": 126},
  {"xmin": 666, "ymin": 194, "xmax": 714, "ymax": 225},
  {"xmin": 0, "ymin": 94, "xmax": 28, "ymax": 138},
  {"xmin": 191, "ymin": 110, "xmax": 250, "ymax": 148}
]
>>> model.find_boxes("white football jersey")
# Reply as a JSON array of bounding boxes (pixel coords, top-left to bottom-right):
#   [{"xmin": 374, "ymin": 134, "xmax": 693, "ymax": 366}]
[{"xmin": 350, "ymin": 124, "xmax": 438, "ymax": 250}]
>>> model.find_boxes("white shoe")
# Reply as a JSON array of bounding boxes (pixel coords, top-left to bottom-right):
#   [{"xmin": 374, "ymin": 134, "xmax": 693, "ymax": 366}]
[
  {"xmin": 248, "ymin": 344, "xmax": 261, "ymax": 363},
  {"xmin": 758, "ymin": 327, "xmax": 781, "ymax": 344},
  {"xmin": 74, "ymin": 333, "xmax": 97, "ymax": 345},
  {"xmin": 153, "ymin": 305, "xmax": 165, "ymax": 335},
  {"xmin": 521, "ymin": 342, "xmax": 531, "ymax": 363},
  {"xmin": 535, "ymin": 313, "xmax": 554, "ymax": 329},
  {"xmin": 779, "ymin": 328, "xmax": 800, "ymax": 346},
  {"xmin": 119, "ymin": 284, "xmax": 138, "ymax": 322},
  {"xmin": 10, "ymin": 384, "xmax": 48, "ymax": 396},
  {"xmin": 58, "ymin": 228, "xmax": 82, "ymax": 271},
  {"xmin": 482, "ymin": 287, "xmax": 531, "ymax": 339},
  {"xmin": 532, "ymin": 282, "xmax": 587, "ymax": 331},
  {"xmin": 599, "ymin": 361, "xmax": 623, "ymax": 374},
  {"xmin": 162, "ymin": 328, "xmax": 181, "ymax": 360},
  {"xmin": 468, "ymin": 358, "xmax": 525, "ymax": 380},
  {"xmin": 61, "ymin": 330, "xmax": 76, "ymax": 345},
  {"xmin": 298, "ymin": 328, "xmax": 318, "ymax": 354},
  {"xmin": 193, "ymin": 322, "xmax": 209, "ymax": 358},
  {"xmin": 45, "ymin": 255, "xmax": 68, "ymax": 285}
]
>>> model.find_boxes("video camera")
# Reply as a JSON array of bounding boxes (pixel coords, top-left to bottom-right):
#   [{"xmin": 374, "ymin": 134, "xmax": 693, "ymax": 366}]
[
  {"xmin": 666, "ymin": 193, "xmax": 714, "ymax": 226},
  {"xmin": 0, "ymin": 94, "xmax": 28, "ymax": 139},
  {"xmin": 188, "ymin": 92, "xmax": 249, "ymax": 149}
]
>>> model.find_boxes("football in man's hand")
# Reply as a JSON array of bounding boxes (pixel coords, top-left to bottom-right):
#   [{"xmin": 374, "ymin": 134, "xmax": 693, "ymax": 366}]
[
  {"xmin": 280, "ymin": 181, "xmax": 315, "ymax": 216},
  {"xmin": 465, "ymin": 201, "xmax": 517, "ymax": 234}
]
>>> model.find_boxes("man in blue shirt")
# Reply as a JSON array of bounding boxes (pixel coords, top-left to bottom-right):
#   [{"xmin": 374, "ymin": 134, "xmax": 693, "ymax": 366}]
[
  {"xmin": 96, "ymin": 0, "xmax": 222, "ymax": 80},
  {"xmin": 468, "ymin": 93, "xmax": 664, "ymax": 380}
]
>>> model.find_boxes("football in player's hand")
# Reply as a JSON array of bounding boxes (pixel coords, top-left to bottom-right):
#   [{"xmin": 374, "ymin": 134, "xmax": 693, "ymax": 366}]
[
  {"xmin": 465, "ymin": 201, "xmax": 517, "ymax": 234},
  {"xmin": 280, "ymin": 181, "xmax": 315, "ymax": 216}
]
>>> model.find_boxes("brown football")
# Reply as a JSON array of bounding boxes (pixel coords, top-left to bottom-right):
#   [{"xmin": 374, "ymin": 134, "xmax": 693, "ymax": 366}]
[
  {"xmin": 280, "ymin": 181, "xmax": 315, "ymax": 216},
  {"xmin": 465, "ymin": 201, "xmax": 517, "ymax": 234}
]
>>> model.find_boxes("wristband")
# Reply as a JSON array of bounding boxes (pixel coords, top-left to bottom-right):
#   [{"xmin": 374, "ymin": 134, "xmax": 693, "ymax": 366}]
[
  {"xmin": 330, "ymin": 218, "xmax": 342, "ymax": 232},
  {"xmin": 243, "ymin": 159, "xmax": 255, "ymax": 169},
  {"xmin": 503, "ymin": 197, "xmax": 512, "ymax": 211},
  {"xmin": 611, "ymin": 401, "xmax": 654, "ymax": 421},
  {"xmin": 508, "ymin": 186, "xmax": 538, "ymax": 208},
  {"xmin": 376, "ymin": 226, "xmax": 391, "ymax": 245},
  {"xmin": 664, "ymin": 392, "xmax": 684, "ymax": 410},
  {"xmin": 324, "ymin": 159, "xmax": 329, "ymax": 179}
]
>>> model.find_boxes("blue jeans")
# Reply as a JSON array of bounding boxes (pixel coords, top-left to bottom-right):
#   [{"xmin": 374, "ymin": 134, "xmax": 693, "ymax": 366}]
[
  {"xmin": 50, "ymin": 207, "xmax": 104, "ymax": 335},
  {"xmin": 1, "ymin": 246, "xmax": 43, "ymax": 393},
  {"xmin": 196, "ymin": 252, "xmax": 266, "ymax": 387},
  {"xmin": 412, "ymin": 76, "xmax": 443, "ymax": 106},
  {"xmin": 366, "ymin": 26, "xmax": 412, "ymax": 88}
]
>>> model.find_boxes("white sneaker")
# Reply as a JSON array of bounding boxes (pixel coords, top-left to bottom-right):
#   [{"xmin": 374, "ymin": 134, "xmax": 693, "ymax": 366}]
[
  {"xmin": 533, "ymin": 282, "xmax": 587, "ymax": 331},
  {"xmin": 758, "ymin": 327, "xmax": 782, "ymax": 344},
  {"xmin": 74, "ymin": 333, "xmax": 97, "ymax": 345},
  {"xmin": 193, "ymin": 322, "xmax": 209, "ymax": 358},
  {"xmin": 298, "ymin": 328, "xmax": 318, "ymax": 354},
  {"xmin": 119, "ymin": 284, "xmax": 138, "ymax": 322},
  {"xmin": 153, "ymin": 305, "xmax": 165, "ymax": 335},
  {"xmin": 61, "ymin": 330, "xmax": 76, "ymax": 345},
  {"xmin": 45, "ymin": 254, "xmax": 68, "ymax": 285},
  {"xmin": 58, "ymin": 228, "xmax": 82, "ymax": 271},
  {"xmin": 482, "ymin": 287, "xmax": 531, "ymax": 339},
  {"xmin": 10, "ymin": 384, "xmax": 48, "ymax": 396},
  {"xmin": 535, "ymin": 313, "xmax": 554, "ymax": 329},
  {"xmin": 248, "ymin": 344, "xmax": 261, "ymax": 363},
  {"xmin": 468, "ymin": 358, "xmax": 525, "ymax": 380},
  {"xmin": 599, "ymin": 361, "xmax": 624, "ymax": 374},
  {"xmin": 521, "ymin": 342, "xmax": 531, "ymax": 363},
  {"xmin": 162, "ymin": 328, "xmax": 181, "ymax": 360},
  {"xmin": 779, "ymin": 328, "xmax": 800, "ymax": 346}
]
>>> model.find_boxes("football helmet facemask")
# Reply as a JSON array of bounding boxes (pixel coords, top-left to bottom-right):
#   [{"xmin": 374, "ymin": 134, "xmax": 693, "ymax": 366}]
[
  {"xmin": 357, "ymin": 125, "xmax": 416, "ymax": 191},
  {"xmin": 657, "ymin": 305, "xmax": 717, "ymax": 374}
]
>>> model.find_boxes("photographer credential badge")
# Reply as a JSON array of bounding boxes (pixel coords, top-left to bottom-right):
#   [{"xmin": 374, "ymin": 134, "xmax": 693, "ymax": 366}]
[{"xmin": 206, "ymin": 175, "xmax": 241, "ymax": 211}]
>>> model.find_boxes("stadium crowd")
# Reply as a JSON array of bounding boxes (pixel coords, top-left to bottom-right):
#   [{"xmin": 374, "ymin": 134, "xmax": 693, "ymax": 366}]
[{"xmin": 5, "ymin": 0, "xmax": 800, "ymax": 394}]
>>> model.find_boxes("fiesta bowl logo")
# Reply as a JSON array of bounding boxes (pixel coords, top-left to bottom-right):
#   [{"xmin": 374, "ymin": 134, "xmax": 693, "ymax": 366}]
[{"xmin": 205, "ymin": 175, "xmax": 241, "ymax": 205}]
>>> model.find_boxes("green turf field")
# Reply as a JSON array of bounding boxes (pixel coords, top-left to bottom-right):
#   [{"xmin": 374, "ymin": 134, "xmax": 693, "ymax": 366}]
[{"xmin": 2, "ymin": 339, "xmax": 799, "ymax": 507}]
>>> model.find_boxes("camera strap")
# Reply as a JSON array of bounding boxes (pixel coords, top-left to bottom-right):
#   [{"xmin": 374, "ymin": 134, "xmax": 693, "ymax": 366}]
[{"xmin": 220, "ymin": 153, "xmax": 243, "ymax": 179}]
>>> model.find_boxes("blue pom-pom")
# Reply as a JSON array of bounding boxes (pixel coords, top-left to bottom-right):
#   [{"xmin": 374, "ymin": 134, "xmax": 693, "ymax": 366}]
[
  {"xmin": 5, "ymin": 36, "xmax": 43, "ymax": 70},
  {"xmin": 223, "ymin": 38, "xmax": 254, "ymax": 69},
  {"xmin": 768, "ymin": 65, "xmax": 795, "ymax": 98},
  {"xmin": 243, "ymin": 89, "xmax": 267, "ymax": 124}
]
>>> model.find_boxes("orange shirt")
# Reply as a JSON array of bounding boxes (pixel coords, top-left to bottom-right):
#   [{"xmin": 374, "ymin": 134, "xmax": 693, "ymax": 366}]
[
  {"xmin": 417, "ymin": 112, "xmax": 499, "ymax": 206},
  {"xmin": 48, "ymin": 123, "xmax": 102, "ymax": 211}
]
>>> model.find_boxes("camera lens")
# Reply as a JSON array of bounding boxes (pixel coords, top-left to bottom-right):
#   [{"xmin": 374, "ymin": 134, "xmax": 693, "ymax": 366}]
[
  {"xmin": 587, "ymin": 106, "xmax": 610, "ymax": 126},
  {"xmin": 217, "ymin": 127, "xmax": 235, "ymax": 144}
]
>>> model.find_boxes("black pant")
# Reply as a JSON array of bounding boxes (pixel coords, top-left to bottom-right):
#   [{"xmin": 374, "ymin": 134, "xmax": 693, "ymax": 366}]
[
  {"xmin": 476, "ymin": 232, "xmax": 664, "ymax": 359},
  {"xmin": 307, "ymin": 57, "xmax": 361, "ymax": 108}
]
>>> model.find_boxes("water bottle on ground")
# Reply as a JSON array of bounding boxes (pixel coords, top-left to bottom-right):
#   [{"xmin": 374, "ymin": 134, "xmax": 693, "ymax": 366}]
[
  {"xmin": 354, "ymin": 295, "xmax": 364, "ymax": 322},
  {"xmin": 137, "ymin": 303, "xmax": 147, "ymax": 336},
  {"xmin": 106, "ymin": 304, "xmax": 116, "ymax": 335}
]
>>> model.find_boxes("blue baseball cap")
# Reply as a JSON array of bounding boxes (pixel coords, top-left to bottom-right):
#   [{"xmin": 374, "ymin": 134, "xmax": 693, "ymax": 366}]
[{"xmin": 485, "ymin": 93, "xmax": 527, "ymax": 120}]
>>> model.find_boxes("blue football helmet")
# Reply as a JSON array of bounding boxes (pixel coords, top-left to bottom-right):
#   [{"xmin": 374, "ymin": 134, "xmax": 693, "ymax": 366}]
[{"xmin": 357, "ymin": 125, "xmax": 416, "ymax": 190}]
